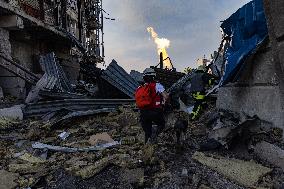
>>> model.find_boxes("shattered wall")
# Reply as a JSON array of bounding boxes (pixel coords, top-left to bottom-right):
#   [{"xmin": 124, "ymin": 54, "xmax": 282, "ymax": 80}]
[
  {"xmin": 0, "ymin": 30, "xmax": 80, "ymax": 99},
  {"xmin": 217, "ymin": 1, "xmax": 284, "ymax": 130},
  {"xmin": 0, "ymin": 0, "xmax": 84, "ymax": 99},
  {"xmin": 0, "ymin": 27, "xmax": 26, "ymax": 98}
]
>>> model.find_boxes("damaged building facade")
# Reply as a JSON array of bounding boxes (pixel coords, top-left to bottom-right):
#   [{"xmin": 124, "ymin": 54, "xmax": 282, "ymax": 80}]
[
  {"xmin": 217, "ymin": 0, "xmax": 284, "ymax": 131},
  {"xmin": 0, "ymin": 0, "xmax": 104, "ymax": 99}
]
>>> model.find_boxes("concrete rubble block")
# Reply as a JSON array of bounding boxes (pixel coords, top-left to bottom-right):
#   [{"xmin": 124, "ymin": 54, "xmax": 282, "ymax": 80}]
[
  {"xmin": 0, "ymin": 169, "xmax": 19, "ymax": 189},
  {"xmin": 217, "ymin": 86, "xmax": 283, "ymax": 129},
  {"xmin": 254, "ymin": 141, "xmax": 284, "ymax": 170},
  {"xmin": 192, "ymin": 151, "xmax": 272, "ymax": 187},
  {"xmin": 8, "ymin": 163, "xmax": 46, "ymax": 174},
  {"xmin": 88, "ymin": 132, "xmax": 115, "ymax": 146},
  {"xmin": 0, "ymin": 105, "xmax": 24, "ymax": 120},
  {"xmin": 18, "ymin": 153, "xmax": 46, "ymax": 164},
  {"xmin": 74, "ymin": 160, "xmax": 109, "ymax": 179},
  {"xmin": 75, "ymin": 154, "xmax": 131, "ymax": 179}
]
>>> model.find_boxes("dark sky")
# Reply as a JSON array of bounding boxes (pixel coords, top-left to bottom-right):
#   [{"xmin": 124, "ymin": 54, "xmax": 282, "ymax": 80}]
[{"xmin": 102, "ymin": 0, "xmax": 251, "ymax": 72}]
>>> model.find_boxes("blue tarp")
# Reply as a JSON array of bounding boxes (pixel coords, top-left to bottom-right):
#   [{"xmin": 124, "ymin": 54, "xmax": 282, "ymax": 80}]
[{"xmin": 220, "ymin": 0, "xmax": 268, "ymax": 85}]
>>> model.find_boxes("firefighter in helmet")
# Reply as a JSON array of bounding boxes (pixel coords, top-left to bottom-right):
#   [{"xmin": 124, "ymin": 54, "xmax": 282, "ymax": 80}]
[{"xmin": 190, "ymin": 65, "xmax": 214, "ymax": 120}]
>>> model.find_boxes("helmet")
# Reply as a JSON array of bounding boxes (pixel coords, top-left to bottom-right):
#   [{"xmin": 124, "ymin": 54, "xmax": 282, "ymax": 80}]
[
  {"xmin": 143, "ymin": 68, "xmax": 156, "ymax": 77},
  {"xmin": 197, "ymin": 65, "xmax": 206, "ymax": 71}
]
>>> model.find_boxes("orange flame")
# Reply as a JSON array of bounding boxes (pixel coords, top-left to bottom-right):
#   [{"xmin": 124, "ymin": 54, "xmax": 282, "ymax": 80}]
[{"xmin": 147, "ymin": 27, "xmax": 172, "ymax": 69}]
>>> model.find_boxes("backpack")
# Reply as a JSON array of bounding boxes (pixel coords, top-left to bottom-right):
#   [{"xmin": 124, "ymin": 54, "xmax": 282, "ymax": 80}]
[{"xmin": 135, "ymin": 84, "xmax": 154, "ymax": 109}]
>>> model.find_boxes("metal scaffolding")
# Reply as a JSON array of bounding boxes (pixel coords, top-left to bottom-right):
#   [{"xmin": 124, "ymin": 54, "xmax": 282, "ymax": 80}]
[{"xmin": 85, "ymin": 0, "xmax": 104, "ymax": 64}]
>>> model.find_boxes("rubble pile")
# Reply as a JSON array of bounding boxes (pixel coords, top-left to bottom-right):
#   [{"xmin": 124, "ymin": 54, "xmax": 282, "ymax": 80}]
[{"xmin": 0, "ymin": 103, "xmax": 284, "ymax": 189}]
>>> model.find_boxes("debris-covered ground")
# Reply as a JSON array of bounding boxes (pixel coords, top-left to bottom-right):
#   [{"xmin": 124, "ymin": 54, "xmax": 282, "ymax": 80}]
[{"xmin": 1, "ymin": 102, "xmax": 284, "ymax": 189}]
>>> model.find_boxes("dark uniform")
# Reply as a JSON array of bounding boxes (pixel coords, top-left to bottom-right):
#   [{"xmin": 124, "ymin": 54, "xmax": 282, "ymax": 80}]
[{"xmin": 190, "ymin": 70, "xmax": 214, "ymax": 120}]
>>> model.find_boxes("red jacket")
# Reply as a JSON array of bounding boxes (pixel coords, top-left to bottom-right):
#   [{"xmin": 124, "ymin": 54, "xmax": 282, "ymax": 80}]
[{"xmin": 145, "ymin": 82, "xmax": 162, "ymax": 109}]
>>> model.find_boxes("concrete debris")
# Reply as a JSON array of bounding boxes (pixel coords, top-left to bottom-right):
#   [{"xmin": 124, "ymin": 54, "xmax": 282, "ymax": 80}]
[
  {"xmin": 192, "ymin": 151, "xmax": 272, "ymax": 187},
  {"xmin": 32, "ymin": 141, "xmax": 119, "ymax": 153},
  {"xmin": 208, "ymin": 111, "xmax": 260, "ymax": 149},
  {"xmin": 0, "ymin": 170, "xmax": 19, "ymax": 189},
  {"xmin": 75, "ymin": 154, "xmax": 133, "ymax": 179},
  {"xmin": 74, "ymin": 156, "xmax": 113, "ymax": 179},
  {"xmin": 8, "ymin": 163, "xmax": 46, "ymax": 174},
  {"xmin": 0, "ymin": 117, "xmax": 19, "ymax": 129},
  {"xmin": 254, "ymin": 141, "xmax": 284, "ymax": 170},
  {"xmin": 0, "ymin": 104, "xmax": 283, "ymax": 188},
  {"xmin": 0, "ymin": 105, "xmax": 24, "ymax": 120},
  {"xmin": 18, "ymin": 153, "xmax": 46, "ymax": 164},
  {"xmin": 88, "ymin": 132, "xmax": 115, "ymax": 146}
]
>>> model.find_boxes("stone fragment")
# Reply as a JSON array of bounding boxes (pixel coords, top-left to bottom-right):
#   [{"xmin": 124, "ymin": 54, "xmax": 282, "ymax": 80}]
[
  {"xmin": 0, "ymin": 170, "xmax": 19, "ymax": 189},
  {"xmin": 254, "ymin": 141, "xmax": 284, "ymax": 170},
  {"xmin": 8, "ymin": 163, "xmax": 45, "ymax": 174},
  {"xmin": 18, "ymin": 153, "xmax": 45, "ymax": 164},
  {"xmin": 88, "ymin": 132, "xmax": 114, "ymax": 146},
  {"xmin": 192, "ymin": 152, "xmax": 272, "ymax": 187},
  {"xmin": 0, "ymin": 105, "xmax": 24, "ymax": 120},
  {"xmin": 75, "ymin": 154, "xmax": 131, "ymax": 179}
]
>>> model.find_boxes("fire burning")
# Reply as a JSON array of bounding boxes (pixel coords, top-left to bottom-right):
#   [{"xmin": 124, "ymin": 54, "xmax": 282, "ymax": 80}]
[{"xmin": 147, "ymin": 27, "xmax": 172, "ymax": 69}]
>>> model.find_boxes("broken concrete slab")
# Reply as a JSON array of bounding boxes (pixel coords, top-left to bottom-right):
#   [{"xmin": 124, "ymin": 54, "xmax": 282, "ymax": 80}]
[
  {"xmin": 254, "ymin": 141, "xmax": 284, "ymax": 170},
  {"xmin": 0, "ymin": 105, "xmax": 24, "ymax": 120},
  {"xmin": 0, "ymin": 170, "xmax": 19, "ymax": 189},
  {"xmin": 8, "ymin": 163, "xmax": 46, "ymax": 174},
  {"xmin": 18, "ymin": 153, "xmax": 46, "ymax": 164},
  {"xmin": 75, "ymin": 154, "xmax": 131, "ymax": 179},
  {"xmin": 75, "ymin": 157, "xmax": 110, "ymax": 179},
  {"xmin": 192, "ymin": 151, "xmax": 272, "ymax": 187},
  {"xmin": 88, "ymin": 132, "xmax": 115, "ymax": 146}
]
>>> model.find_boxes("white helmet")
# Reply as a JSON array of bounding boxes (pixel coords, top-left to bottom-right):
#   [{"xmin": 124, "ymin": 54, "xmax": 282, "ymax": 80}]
[{"xmin": 143, "ymin": 68, "xmax": 156, "ymax": 77}]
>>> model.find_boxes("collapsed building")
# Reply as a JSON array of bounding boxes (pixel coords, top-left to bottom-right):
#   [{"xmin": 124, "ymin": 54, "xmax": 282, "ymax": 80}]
[
  {"xmin": 0, "ymin": 0, "xmax": 284, "ymax": 188},
  {"xmin": 216, "ymin": 0, "xmax": 284, "ymax": 132},
  {"xmin": 0, "ymin": 0, "xmax": 105, "ymax": 100}
]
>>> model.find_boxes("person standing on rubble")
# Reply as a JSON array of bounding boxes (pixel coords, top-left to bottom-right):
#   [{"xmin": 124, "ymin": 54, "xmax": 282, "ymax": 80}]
[
  {"xmin": 135, "ymin": 68, "xmax": 169, "ymax": 143},
  {"xmin": 190, "ymin": 65, "xmax": 215, "ymax": 120}
]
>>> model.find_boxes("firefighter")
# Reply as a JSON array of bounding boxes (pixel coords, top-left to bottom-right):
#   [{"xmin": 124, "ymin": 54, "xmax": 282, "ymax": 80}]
[
  {"xmin": 190, "ymin": 65, "xmax": 214, "ymax": 120},
  {"xmin": 135, "ymin": 68, "xmax": 169, "ymax": 143}
]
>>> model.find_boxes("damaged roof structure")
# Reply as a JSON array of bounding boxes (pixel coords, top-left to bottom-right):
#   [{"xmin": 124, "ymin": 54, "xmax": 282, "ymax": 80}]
[
  {"xmin": 217, "ymin": 0, "xmax": 284, "ymax": 130},
  {"xmin": 0, "ymin": 0, "xmax": 106, "ymax": 100},
  {"xmin": 1, "ymin": 0, "xmax": 284, "ymax": 188}
]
